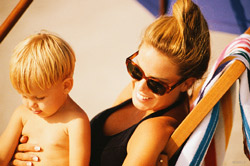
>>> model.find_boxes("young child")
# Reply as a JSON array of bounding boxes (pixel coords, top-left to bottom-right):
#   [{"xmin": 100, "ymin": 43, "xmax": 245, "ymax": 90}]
[{"xmin": 0, "ymin": 31, "xmax": 91, "ymax": 166}]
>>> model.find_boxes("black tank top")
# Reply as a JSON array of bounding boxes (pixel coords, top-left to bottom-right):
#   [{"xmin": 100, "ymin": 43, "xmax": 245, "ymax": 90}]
[{"xmin": 90, "ymin": 98, "xmax": 183, "ymax": 166}]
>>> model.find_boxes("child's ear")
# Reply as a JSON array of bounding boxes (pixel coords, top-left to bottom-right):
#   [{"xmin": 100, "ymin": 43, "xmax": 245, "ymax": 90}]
[
  {"xmin": 180, "ymin": 77, "xmax": 196, "ymax": 92},
  {"xmin": 63, "ymin": 77, "xmax": 73, "ymax": 94}
]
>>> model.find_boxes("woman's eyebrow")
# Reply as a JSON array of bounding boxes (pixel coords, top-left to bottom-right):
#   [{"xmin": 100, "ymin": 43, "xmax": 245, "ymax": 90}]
[
  {"xmin": 136, "ymin": 59, "xmax": 171, "ymax": 83},
  {"xmin": 153, "ymin": 76, "xmax": 171, "ymax": 84}
]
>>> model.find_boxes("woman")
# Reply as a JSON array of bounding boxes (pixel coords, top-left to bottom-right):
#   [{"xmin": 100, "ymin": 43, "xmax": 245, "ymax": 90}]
[
  {"xmin": 11, "ymin": 0, "xmax": 210, "ymax": 165},
  {"xmin": 90, "ymin": 0, "xmax": 210, "ymax": 165}
]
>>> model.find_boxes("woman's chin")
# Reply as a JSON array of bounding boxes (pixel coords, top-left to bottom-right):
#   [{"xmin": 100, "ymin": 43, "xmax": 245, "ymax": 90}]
[{"xmin": 132, "ymin": 94, "xmax": 153, "ymax": 111}]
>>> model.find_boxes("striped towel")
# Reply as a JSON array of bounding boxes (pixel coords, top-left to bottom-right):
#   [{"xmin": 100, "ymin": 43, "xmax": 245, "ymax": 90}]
[{"xmin": 175, "ymin": 33, "xmax": 250, "ymax": 166}]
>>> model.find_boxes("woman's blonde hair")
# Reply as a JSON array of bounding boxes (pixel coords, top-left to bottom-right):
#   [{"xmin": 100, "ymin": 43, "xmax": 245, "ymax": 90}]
[
  {"xmin": 141, "ymin": 0, "xmax": 210, "ymax": 80},
  {"xmin": 10, "ymin": 31, "xmax": 76, "ymax": 94}
]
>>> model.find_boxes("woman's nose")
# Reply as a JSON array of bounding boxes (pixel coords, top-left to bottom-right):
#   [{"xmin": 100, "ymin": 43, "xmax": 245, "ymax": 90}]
[{"xmin": 137, "ymin": 78, "xmax": 150, "ymax": 92}]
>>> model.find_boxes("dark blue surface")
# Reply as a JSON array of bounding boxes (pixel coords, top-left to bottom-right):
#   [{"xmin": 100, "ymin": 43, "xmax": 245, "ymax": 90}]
[{"xmin": 137, "ymin": 0, "xmax": 250, "ymax": 34}]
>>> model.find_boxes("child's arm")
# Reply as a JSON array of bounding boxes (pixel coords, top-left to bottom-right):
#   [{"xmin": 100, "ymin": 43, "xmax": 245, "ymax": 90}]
[
  {"xmin": 0, "ymin": 106, "xmax": 23, "ymax": 166},
  {"xmin": 68, "ymin": 111, "xmax": 91, "ymax": 166}
]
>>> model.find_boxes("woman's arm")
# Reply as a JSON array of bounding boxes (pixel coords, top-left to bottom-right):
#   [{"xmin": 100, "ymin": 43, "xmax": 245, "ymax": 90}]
[
  {"xmin": 0, "ymin": 108, "xmax": 23, "ymax": 166},
  {"xmin": 68, "ymin": 112, "xmax": 91, "ymax": 166},
  {"xmin": 157, "ymin": 154, "xmax": 168, "ymax": 166},
  {"xmin": 123, "ymin": 117, "xmax": 176, "ymax": 166}
]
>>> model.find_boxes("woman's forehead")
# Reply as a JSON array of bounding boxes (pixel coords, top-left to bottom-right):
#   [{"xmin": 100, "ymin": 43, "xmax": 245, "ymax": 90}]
[{"xmin": 137, "ymin": 44, "xmax": 180, "ymax": 81}]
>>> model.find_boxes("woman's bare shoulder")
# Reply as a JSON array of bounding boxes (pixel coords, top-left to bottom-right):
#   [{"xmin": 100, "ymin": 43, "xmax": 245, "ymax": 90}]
[
  {"xmin": 131, "ymin": 96, "xmax": 190, "ymax": 145},
  {"xmin": 125, "ymin": 113, "xmax": 180, "ymax": 165},
  {"xmin": 138, "ymin": 115, "xmax": 178, "ymax": 138}
]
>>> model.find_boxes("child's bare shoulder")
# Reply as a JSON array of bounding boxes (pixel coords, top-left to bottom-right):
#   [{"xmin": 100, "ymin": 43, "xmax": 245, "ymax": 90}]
[
  {"xmin": 12, "ymin": 105, "xmax": 31, "ymax": 122},
  {"xmin": 63, "ymin": 101, "xmax": 90, "ymax": 135},
  {"xmin": 69, "ymin": 101, "xmax": 88, "ymax": 117},
  {"xmin": 61, "ymin": 99, "xmax": 89, "ymax": 123}
]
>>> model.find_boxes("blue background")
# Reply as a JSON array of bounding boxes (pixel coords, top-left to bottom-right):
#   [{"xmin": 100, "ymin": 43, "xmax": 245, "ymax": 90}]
[{"xmin": 137, "ymin": 0, "xmax": 250, "ymax": 34}]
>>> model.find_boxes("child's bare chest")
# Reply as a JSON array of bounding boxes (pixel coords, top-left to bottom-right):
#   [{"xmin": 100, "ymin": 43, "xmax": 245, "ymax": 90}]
[
  {"xmin": 22, "ymin": 118, "xmax": 68, "ymax": 145},
  {"xmin": 22, "ymin": 117, "xmax": 69, "ymax": 165}
]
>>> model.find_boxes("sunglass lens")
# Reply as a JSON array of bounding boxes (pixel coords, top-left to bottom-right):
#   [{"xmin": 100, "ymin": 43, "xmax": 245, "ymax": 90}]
[
  {"xmin": 147, "ymin": 79, "xmax": 166, "ymax": 95},
  {"xmin": 128, "ymin": 62, "xmax": 143, "ymax": 80},
  {"xmin": 127, "ymin": 59, "xmax": 167, "ymax": 96}
]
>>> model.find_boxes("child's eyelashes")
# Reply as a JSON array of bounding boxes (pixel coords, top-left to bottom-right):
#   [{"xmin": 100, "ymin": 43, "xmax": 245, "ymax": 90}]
[
  {"xmin": 22, "ymin": 95, "xmax": 45, "ymax": 101},
  {"xmin": 35, "ymin": 97, "xmax": 45, "ymax": 101}
]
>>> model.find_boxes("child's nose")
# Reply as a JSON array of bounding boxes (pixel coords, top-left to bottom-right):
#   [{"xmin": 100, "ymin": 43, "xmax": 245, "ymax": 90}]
[{"xmin": 29, "ymin": 100, "xmax": 38, "ymax": 108}]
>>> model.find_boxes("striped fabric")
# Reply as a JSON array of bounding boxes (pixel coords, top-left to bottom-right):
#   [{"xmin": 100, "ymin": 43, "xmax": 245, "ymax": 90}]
[{"xmin": 175, "ymin": 33, "xmax": 250, "ymax": 166}]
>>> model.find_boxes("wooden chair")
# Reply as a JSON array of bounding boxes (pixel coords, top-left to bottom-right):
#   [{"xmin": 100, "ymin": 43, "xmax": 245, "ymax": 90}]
[{"xmin": 165, "ymin": 27, "xmax": 250, "ymax": 163}]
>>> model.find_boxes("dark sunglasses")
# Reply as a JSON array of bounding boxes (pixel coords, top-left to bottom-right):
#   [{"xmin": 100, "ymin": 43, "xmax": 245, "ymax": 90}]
[{"xmin": 126, "ymin": 51, "xmax": 185, "ymax": 96}]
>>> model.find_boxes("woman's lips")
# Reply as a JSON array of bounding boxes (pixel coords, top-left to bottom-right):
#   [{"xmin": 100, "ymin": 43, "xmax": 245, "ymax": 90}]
[{"xmin": 136, "ymin": 92, "xmax": 151, "ymax": 101}]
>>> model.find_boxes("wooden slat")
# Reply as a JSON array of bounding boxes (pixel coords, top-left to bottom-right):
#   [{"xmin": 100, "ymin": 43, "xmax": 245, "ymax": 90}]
[
  {"xmin": 245, "ymin": 27, "xmax": 250, "ymax": 35},
  {"xmin": 165, "ymin": 26, "xmax": 250, "ymax": 159},
  {"xmin": 165, "ymin": 60, "xmax": 246, "ymax": 158},
  {"xmin": 160, "ymin": 0, "xmax": 167, "ymax": 15},
  {"xmin": 0, "ymin": 0, "xmax": 33, "ymax": 43}
]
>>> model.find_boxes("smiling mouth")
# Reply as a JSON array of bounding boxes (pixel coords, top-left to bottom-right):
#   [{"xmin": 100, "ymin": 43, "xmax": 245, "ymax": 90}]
[{"xmin": 136, "ymin": 92, "xmax": 151, "ymax": 101}]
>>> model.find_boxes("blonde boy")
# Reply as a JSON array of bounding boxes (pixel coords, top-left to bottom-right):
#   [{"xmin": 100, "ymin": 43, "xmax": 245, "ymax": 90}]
[{"xmin": 0, "ymin": 31, "xmax": 90, "ymax": 166}]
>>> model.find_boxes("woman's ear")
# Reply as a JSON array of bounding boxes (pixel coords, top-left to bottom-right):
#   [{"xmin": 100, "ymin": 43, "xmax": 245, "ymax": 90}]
[
  {"xmin": 180, "ymin": 77, "xmax": 196, "ymax": 92},
  {"xmin": 63, "ymin": 77, "xmax": 73, "ymax": 94}
]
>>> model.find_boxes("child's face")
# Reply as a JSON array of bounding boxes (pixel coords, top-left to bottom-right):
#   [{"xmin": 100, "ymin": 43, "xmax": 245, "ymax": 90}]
[{"xmin": 21, "ymin": 81, "xmax": 68, "ymax": 118}]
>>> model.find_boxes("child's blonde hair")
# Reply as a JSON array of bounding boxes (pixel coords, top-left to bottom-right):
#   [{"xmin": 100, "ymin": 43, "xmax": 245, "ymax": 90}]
[{"xmin": 10, "ymin": 31, "xmax": 76, "ymax": 94}]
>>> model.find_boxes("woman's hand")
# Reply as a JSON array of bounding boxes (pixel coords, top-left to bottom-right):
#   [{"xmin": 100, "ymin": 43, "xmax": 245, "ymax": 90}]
[
  {"xmin": 10, "ymin": 136, "xmax": 41, "ymax": 166},
  {"xmin": 157, "ymin": 154, "xmax": 168, "ymax": 166}
]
